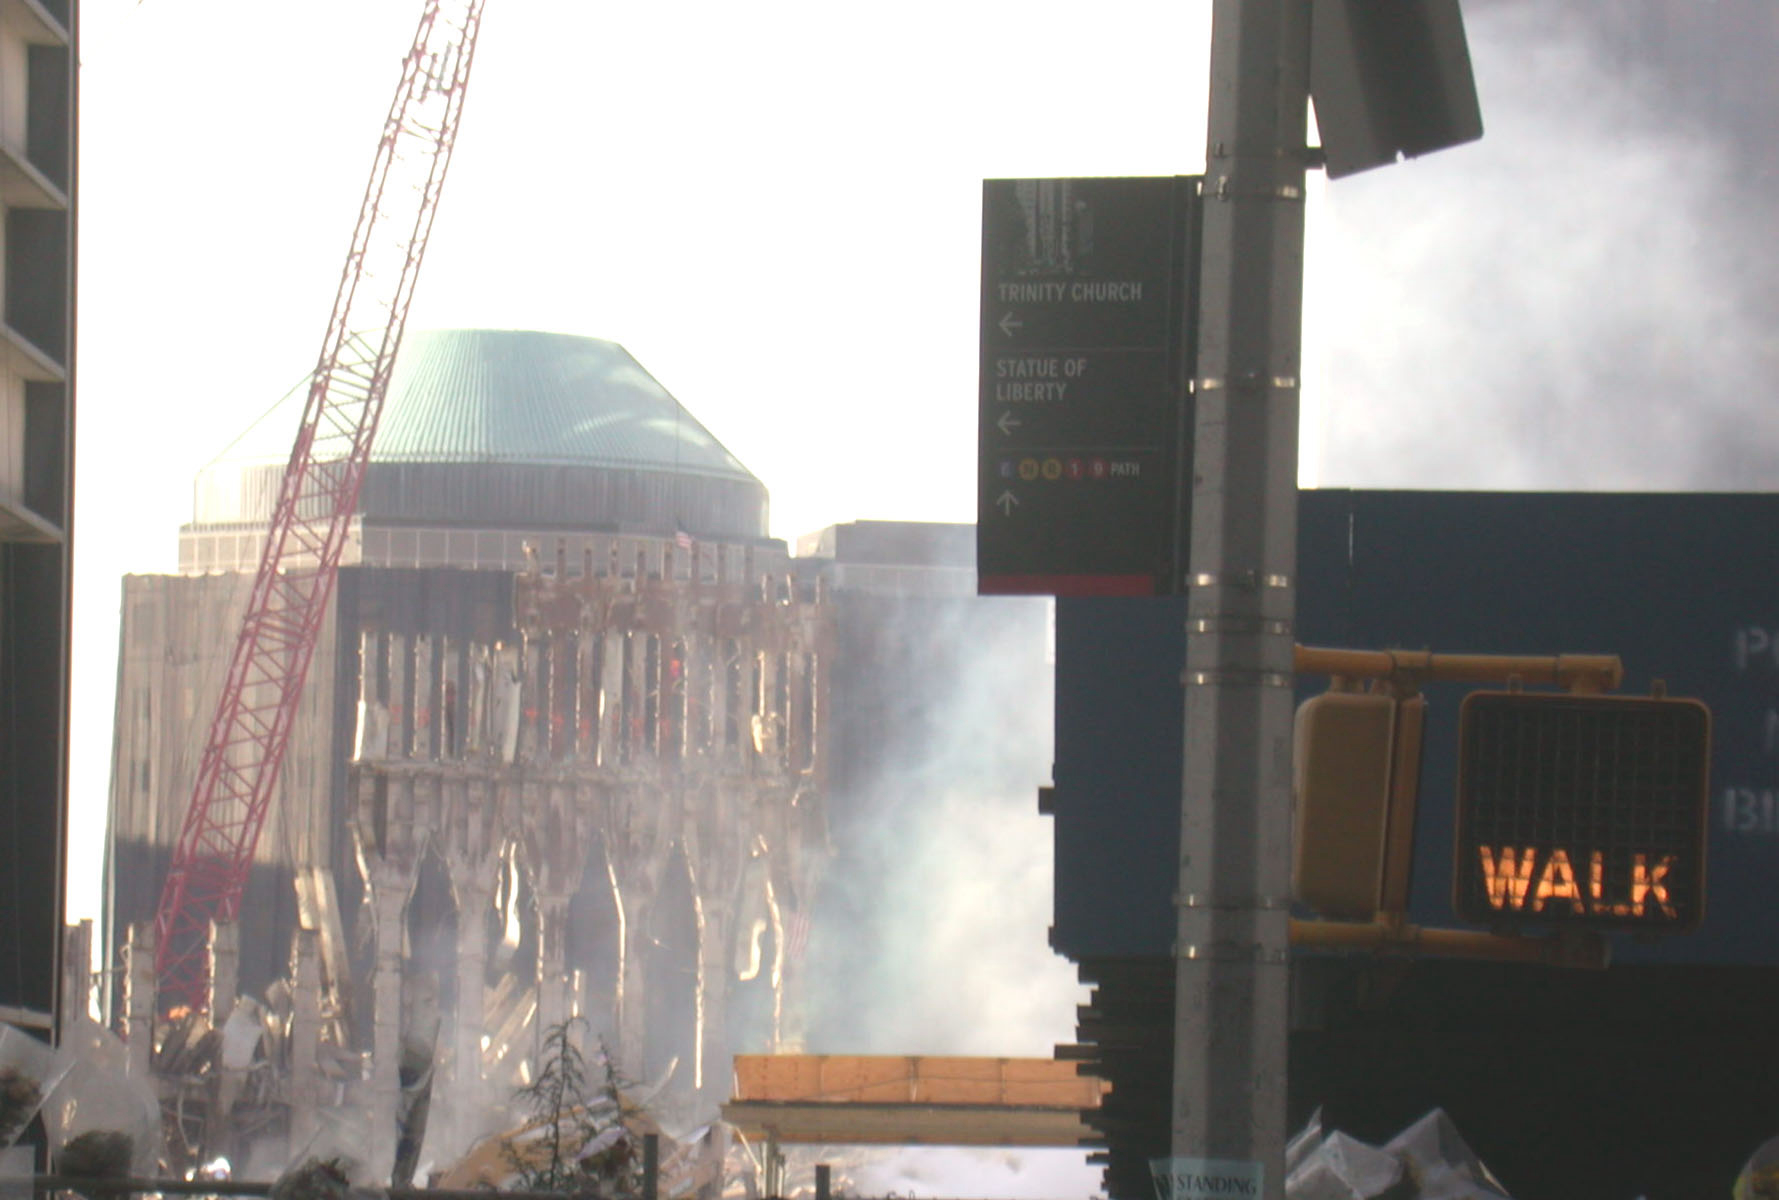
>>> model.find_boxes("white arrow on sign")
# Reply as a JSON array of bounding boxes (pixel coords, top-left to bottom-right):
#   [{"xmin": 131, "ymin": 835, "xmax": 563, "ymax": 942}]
[
  {"xmin": 996, "ymin": 490, "xmax": 1019, "ymax": 516},
  {"xmin": 997, "ymin": 410, "xmax": 1022, "ymax": 436},
  {"xmin": 998, "ymin": 312, "xmax": 1023, "ymax": 338}
]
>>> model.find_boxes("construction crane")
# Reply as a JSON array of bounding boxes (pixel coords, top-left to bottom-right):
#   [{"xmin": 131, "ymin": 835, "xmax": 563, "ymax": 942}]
[{"xmin": 154, "ymin": 0, "xmax": 487, "ymax": 1014}]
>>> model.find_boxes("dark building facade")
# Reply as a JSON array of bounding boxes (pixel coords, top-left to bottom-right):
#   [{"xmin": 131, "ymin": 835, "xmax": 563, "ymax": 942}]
[
  {"xmin": 1054, "ymin": 489, "xmax": 1779, "ymax": 1200},
  {"xmin": 0, "ymin": 0, "xmax": 76, "ymax": 1049}
]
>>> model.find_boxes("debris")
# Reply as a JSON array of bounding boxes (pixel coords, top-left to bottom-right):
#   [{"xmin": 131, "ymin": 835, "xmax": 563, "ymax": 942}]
[
  {"xmin": 0, "ymin": 1071, "xmax": 41, "ymax": 1148},
  {"xmin": 1734, "ymin": 1134, "xmax": 1779, "ymax": 1200},
  {"xmin": 1281, "ymin": 1109, "xmax": 1511, "ymax": 1200},
  {"xmin": 58, "ymin": 1130, "xmax": 135, "ymax": 1180},
  {"xmin": 438, "ymin": 1023, "xmax": 722, "ymax": 1198},
  {"xmin": 0, "ymin": 1025, "xmax": 62, "ymax": 1146},
  {"xmin": 1286, "ymin": 1109, "xmax": 1325, "ymax": 1178},
  {"xmin": 286, "ymin": 1106, "xmax": 372, "ymax": 1190},
  {"xmin": 195, "ymin": 1156, "xmax": 233, "ymax": 1180},
  {"xmin": 1382, "ymin": 1110, "xmax": 1511, "ymax": 1199},
  {"xmin": 270, "ymin": 1157, "xmax": 353, "ymax": 1200},
  {"xmin": 219, "ymin": 997, "xmax": 265, "ymax": 1071},
  {"xmin": 1287, "ymin": 1131, "xmax": 1411, "ymax": 1200},
  {"xmin": 39, "ymin": 1018, "xmax": 163, "ymax": 1179}
]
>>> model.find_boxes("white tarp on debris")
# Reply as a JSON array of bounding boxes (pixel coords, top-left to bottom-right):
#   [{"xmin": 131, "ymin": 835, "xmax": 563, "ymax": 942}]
[
  {"xmin": 1288, "ymin": 1130, "xmax": 1408, "ymax": 1200},
  {"xmin": 1282, "ymin": 1108, "xmax": 1512, "ymax": 1200}
]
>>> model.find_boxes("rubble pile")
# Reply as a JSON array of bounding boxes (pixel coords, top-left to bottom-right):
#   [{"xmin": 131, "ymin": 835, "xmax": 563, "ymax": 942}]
[
  {"xmin": 434, "ymin": 1025, "xmax": 719, "ymax": 1199},
  {"xmin": 438, "ymin": 1100, "xmax": 720, "ymax": 1198},
  {"xmin": 269, "ymin": 1156, "xmax": 354, "ymax": 1200}
]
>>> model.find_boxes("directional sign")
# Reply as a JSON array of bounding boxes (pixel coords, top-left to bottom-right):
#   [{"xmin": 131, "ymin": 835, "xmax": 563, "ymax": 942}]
[{"xmin": 977, "ymin": 176, "xmax": 1200, "ymax": 597}]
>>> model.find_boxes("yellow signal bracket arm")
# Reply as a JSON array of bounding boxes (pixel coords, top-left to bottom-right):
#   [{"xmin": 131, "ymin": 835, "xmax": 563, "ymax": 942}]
[
  {"xmin": 1288, "ymin": 914, "xmax": 1611, "ymax": 970},
  {"xmin": 1294, "ymin": 645, "xmax": 1623, "ymax": 694}
]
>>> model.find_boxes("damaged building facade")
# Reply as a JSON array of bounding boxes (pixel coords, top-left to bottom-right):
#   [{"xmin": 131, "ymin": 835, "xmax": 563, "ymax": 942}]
[{"xmin": 104, "ymin": 330, "xmax": 836, "ymax": 1174}]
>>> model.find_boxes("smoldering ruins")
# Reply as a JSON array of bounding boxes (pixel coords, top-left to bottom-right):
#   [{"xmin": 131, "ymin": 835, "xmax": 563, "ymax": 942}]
[{"xmin": 100, "ymin": 328, "xmax": 1054, "ymax": 1182}]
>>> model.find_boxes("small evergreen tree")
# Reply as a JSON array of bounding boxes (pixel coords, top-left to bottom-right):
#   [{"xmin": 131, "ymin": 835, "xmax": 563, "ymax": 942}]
[{"xmin": 507, "ymin": 1019, "xmax": 642, "ymax": 1197}]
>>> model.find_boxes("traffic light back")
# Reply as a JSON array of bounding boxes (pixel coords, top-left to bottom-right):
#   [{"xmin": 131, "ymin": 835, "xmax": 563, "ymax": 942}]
[{"xmin": 1293, "ymin": 689, "xmax": 1397, "ymax": 920}]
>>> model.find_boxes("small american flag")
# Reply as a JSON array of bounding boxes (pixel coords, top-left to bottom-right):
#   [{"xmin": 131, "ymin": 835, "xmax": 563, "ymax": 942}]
[
  {"xmin": 674, "ymin": 528, "xmax": 694, "ymax": 551},
  {"xmin": 782, "ymin": 908, "xmax": 811, "ymax": 963}
]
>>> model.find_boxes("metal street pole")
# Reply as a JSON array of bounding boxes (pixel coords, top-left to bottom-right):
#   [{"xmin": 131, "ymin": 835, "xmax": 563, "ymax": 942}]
[{"xmin": 1172, "ymin": 2, "xmax": 1311, "ymax": 1198}]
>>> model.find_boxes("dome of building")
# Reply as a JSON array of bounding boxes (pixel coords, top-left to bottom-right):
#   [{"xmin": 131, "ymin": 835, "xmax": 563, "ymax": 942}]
[{"xmin": 190, "ymin": 329, "xmax": 769, "ymax": 541}]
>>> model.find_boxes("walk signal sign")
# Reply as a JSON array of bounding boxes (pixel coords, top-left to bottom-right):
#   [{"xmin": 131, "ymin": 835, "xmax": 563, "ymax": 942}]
[
  {"xmin": 1453, "ymin": 692, "xmax": 1711, "ymax": 932},
  {"xmin": 1285, "ymin": 652, "xmax": 1710, "ymax": 941}
]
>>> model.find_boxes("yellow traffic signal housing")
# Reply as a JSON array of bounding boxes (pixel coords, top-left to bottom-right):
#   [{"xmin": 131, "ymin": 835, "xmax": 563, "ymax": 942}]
[
  {"xmin": 1293, "ymin": 689, "xmax": 1423, "ymax": 920},
  {"xmin": 1453, "ymin": 691, "xmax": 1711, "ymax": 932}
]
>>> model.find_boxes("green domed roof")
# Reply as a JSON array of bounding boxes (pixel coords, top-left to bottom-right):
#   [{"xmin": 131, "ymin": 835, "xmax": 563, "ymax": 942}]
[{"xmin": 215, "ymin": 329, "xmax": 757, "ymax": 483}]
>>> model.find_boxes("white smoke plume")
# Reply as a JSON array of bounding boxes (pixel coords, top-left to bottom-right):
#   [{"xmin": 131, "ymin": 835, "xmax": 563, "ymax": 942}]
[
  {"xmin": 1306, "ymin": 1, "xmax": 1779, "ymax": 491},
  {"xmin": 804, "ymin": 594, "xmax": 1075, "ymax": 1054},
  {"xmin": 795, "ymin": 593, "xmax": 1099, "ymax": 1196}
]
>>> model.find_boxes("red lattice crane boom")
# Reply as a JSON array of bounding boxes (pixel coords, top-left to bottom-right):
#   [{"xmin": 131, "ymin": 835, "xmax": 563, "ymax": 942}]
[{"xmin": 154, "ymin": 0, "xmax": 487, "ymax": 1013}]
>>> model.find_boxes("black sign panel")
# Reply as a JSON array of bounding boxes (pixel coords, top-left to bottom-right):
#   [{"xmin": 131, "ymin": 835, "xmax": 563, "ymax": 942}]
[
  {"xmin": 1453, "ymin": 691, "xmax": 1712, "ymax": 932},
  {"xmin": 977, "ymin": 177, "xmax": 1199, "ymax": 597}
]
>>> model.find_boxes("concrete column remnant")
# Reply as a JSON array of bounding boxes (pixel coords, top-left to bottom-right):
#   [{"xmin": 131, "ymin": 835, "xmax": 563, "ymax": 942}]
[
  {"xmin": 523, "ymin": 633, "xmax": 546, "ymax": 762},
  {"xmin": 442, "ymin": 773, "xmax": 503, "ymax": 1156},
  {"xmin": 576, "ymin": 629, "xmax": 599, "ymax": 760},
  {"xmin": 357, "ymin": 630, "xmax": 389, "ymax": 761},
  {"xmin": 694, "ymin": 889, "xmax": 729, "ymax": 1105},
  {"xmin": 450, "ymin": 867, "xmax": 492, "ymax": 1093},
  {"xmin": 521, "ymin": 778, "xmax": 591, "ymax": 1046},
  {"xmin": 599, "ymin": 630, "xmax": 623, "ymax": 765},
  {"xmin": 389, "ymin": 633, "xmax": 411, "ymax": 761},
  {"xmin": 126, "ymin": 921, "xmax": 156, "ymax": 1080},
  {"xmin": 60, "ymin": 919, "xmax": 91, "ymax": 1037},
  {"xmin": 289, "ymin": 929, "xmax": 324, "ymax": 1158},
  {"xmin": 414, "ymin": 635, "xmax": 436, "ymax": 761},
  {"xmin": 535, "ymin": 899, "xmax": 571, "ymax": 1036},
  {"xmin": 367, "ymin": 868, "xmax": 411, "ymax": 1182},
  {"xmin": 617, "ymin": 884, "xmax": 652, "ymax": 1075},
  {"xmin": 207, "ymin": 919, "xmax": 238, "ymax": 1022},
  {"xmin": 466, "ymin": 644, "xmax": 489, "ymax": 758}
]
